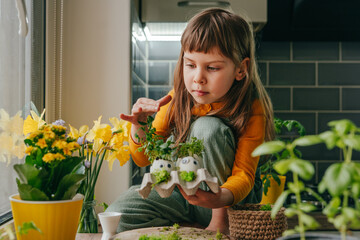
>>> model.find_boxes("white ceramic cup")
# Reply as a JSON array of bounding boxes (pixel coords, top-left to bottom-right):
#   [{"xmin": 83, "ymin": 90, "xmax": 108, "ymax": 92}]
[{"xmin": 98, "ymin": 212, "xmax": 122, "ymax": 240}]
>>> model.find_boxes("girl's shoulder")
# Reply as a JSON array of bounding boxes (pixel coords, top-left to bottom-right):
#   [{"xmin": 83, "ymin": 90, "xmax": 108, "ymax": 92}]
[{"xmin": 251, "ymin": 99, "xmax": 265, "ymax": 116}]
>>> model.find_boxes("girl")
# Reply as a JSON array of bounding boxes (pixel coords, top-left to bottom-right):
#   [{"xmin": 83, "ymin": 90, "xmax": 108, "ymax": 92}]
[{"xmin": 107, "ymin": 8, "xmax": 274, "ymax": 235}]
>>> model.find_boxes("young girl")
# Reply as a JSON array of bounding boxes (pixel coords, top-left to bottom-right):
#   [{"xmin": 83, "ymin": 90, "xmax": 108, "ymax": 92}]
[{"xmin": 107, "ymin": 8, "xmax": 274, "ymax": 235}]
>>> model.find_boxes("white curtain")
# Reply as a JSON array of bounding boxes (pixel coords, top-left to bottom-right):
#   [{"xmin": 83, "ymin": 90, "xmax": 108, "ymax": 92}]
[{"xmin": 0, "ymin": 0, "xmax": 29, "ymax": 215}]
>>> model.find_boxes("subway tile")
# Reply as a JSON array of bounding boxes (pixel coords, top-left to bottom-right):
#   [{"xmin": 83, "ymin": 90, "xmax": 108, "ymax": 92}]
[
  {"xmin": 148, "ymin": 62, "xmax": 169, "ymax": 85},
  {"xmin": 137, "ymin": 39, "xmax": 147, "ymax": 57},
  {"xmin": 149, "ymin": 41, "xmax": 181, "ymax": 60},
  {"xmin": 257, "ymin": 62, "xmax": 267, "ymax": 85},
  {"xmin": 170, "ymin": 62, "xmax": 177, "ymax": 86},
  {"xmin": 274, "ymin": 112, "xmax": 316, "ymax": 135},
  {"xmin": 298, "ymin": 144, "xmax": 341, "ymax": 161},
  {"xmin": 342, "ymin": 42, "xmax": 360, "ymax": 60},
  {"xmin": 132, "ymin": 86, "xmax": 146, "ymax": 104},
  {"xmin": 148, "ymin": 86, "xmax": 172, "ymax": 100},
  {"xmin": 342, "ymin": 88, "xmax": 360, "ymax": 110},
  {"xmin": 293, "ymin": 42, "xmax": 339, "ymax": 61},
  {"xmin": 266, "ymin": 87, "xmax": 291, "ymax": 110},
  {"xmin": 257, "ymin": 41, "xmax": 290, "ymax": 60},
  {"xmin": 318, "ymin": 113, "xmax": 360, "ymax": 132},
  {"xmin": 293, "ymin": 88, "xmax": 339, "ymax": 111},
  {"xmin": 132, "ymin": 72, "xmax": 145, "ymax": 86},
  {"xmin": 269, "ymin": 63, "xmax": 315, "ymax": 86},
  {"xmin": 133, "ymin": 60, "xmax": 146, "ymax": 81},
  {"xmin": 318, "ymin": 63, "xmax": 360, "ymax": 85}
]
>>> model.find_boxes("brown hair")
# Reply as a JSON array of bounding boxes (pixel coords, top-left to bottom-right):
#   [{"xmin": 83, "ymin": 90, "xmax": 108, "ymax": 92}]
[{"xmin": 168, "ymin": 8, "xmax": 275, "ymax": 145}]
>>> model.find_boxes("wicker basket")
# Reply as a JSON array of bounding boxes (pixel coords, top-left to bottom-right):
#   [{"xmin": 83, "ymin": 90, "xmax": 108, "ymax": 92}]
[{"xmin": 227, "ymin": 204, "xmax": 287, "ymax": 240}]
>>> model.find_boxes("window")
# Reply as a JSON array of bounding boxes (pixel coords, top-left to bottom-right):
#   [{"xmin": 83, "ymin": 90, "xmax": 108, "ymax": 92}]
[{"xmin": 0, "ymin": 0, "xmax": 44, "ymax": 223}]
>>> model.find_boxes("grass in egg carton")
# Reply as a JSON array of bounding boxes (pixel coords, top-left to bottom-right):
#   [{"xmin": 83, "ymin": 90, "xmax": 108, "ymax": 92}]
[{"xmin": 136, "ymin": 116, "xmax": 204, "ymax": 184}]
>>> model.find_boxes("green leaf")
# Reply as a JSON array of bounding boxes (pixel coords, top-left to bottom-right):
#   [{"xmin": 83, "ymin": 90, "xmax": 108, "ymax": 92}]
[
  {"xmin": 298, "ymin": 203, "xmax": 317, "ymax": 213},
  {"xmin": 18, "ymin": 221, "xmax": 42, "ymax": 235},
  {"xmin": 283, "ymin": 229, "xmax": 297, "ymax": 236},
  {"xmin": 271, "ymin": 172, "xmax": 281, "ymax": 186},
  {"xmin": 333, "ymin": 215, "xmax": 346, "ymax": 230},
  {"xmin": 342, "ymin": 207, "xmax": 360, "ymax": 222},
  {"xmin": 344, "ymin": 135, "xmax": 360, "ymax": 151},
  {"xmin": 293, "ymin": 135, "xmax": 322, "ymax": 147},
  {"xmin": 274, "ymin": 159, "xmax": 294, "ymax": 175},
  {"xmin": 329, "ymin": 119, "xmax": 356, "ymax": 135},
  {"xmin": 301, "ymin": 213, "xmax": 320, "ymax": 229},
  {"xmin": 322, "ymin": 163, "xmax": 352, "ymax": 196},
  {"xmin": 13, "ymin": 164, "xmax": 48, "ymax": 189},
  {"xmin": 54, "ymin": 173, "xmax": 86, "ymax": 200},
  {"xmin": 251, "ymin": 141, "xmax": 286, "ymax": 157},
  {"xmin": 17, "ymin": 183, "xmax": 49, "ymax": 201},
  {"xmin": 284, "ymin": 208, "xmax": 297, "ymax": 217},
  {"xmin": 289, "ymin": 159, "xmax": 314, "ymax": 180},
  {"xmin": 271, "ymin": 190, "xmax": 290, "ymax": 219},
  {"xmin": 322, "ymin": 197, "xmax": 341, "ymax": 218},
  {"xmin": 352, "ymin": 182, "xmax": 360, "ymax": 198},
  {"xmin": 52, "ymin": 157, "xmax": 85, "ymax": 187},
  {"xmin": 179, "ymin": 171, "xmax": 196, "ymax": 182},
  {"xmin": 319, "ymin": 131, "xmax": 337, "ymax": 150}
]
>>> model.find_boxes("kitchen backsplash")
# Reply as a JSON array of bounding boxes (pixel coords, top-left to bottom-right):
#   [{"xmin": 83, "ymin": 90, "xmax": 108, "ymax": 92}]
[{"xmin": 131, "ymin": 37, "xmax": 360, "ymax": 185}]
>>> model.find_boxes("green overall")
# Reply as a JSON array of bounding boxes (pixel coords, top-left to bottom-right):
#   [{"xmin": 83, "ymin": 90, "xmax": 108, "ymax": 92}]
[{"xmin": 106, "ymin": 116, "xmax": 262, "ymax": 232}]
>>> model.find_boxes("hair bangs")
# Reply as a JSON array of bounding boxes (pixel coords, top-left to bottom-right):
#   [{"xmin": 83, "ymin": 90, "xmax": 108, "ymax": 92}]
[{"xmin": 181, "ymin": 12, "xmax": 233, "ymax": 59}]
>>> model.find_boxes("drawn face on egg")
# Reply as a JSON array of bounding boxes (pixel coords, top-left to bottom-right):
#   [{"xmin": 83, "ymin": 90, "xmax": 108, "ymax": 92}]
[
  {"xmin": 150, "ymin": 159, "xmax": 174, "ymax": 173},
  {"xmin": 177, "ymin": 157, "xmax": 200, "ymax": 172}
]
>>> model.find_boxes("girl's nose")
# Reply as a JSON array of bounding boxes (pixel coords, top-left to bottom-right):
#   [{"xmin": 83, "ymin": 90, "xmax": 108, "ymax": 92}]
[{"xmin": 193, "ymin": 70, "xmax": 206, "ymax": 84}]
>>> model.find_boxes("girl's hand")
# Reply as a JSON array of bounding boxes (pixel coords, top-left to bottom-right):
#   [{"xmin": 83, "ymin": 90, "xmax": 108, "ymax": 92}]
[
  {"xmin": 120, "ymin": 95, "xmax": 172, "ymax": 143},
  {"xmin": 120, "ymin": 95, "xmax": 172, "ymax": 125},
  {"xmin": 177, "ymin": 186, "xmax": 234, "ymax": 209}
]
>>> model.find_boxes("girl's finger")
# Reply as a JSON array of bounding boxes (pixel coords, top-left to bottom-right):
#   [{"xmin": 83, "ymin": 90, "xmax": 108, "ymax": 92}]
[{"xmin": 157, "ymin": 95, "xmax": 172, "ymax": 107}]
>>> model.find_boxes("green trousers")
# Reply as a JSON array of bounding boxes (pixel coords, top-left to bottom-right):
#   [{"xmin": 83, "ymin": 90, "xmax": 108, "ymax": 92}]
[{"xmin": 106, "ymin": 116, "xmax": 262, "ymax": 232}]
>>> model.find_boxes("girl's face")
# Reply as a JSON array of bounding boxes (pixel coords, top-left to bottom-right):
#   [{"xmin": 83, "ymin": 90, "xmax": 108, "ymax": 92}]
[{"xmin": 183, "ymin": 48, "xmax": 243, "ymax": 104}]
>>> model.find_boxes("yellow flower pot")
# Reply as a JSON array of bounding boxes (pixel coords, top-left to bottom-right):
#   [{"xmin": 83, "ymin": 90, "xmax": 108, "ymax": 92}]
[
  {"xmin": 260, "ymin": 175, "xmax": 286, "ymax": 204},
  {"xmin": 9, "ymin": 194, "xmax": 84, "ymax": 240}
]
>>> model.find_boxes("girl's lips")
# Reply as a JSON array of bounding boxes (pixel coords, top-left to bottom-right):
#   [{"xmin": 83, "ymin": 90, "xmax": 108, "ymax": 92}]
[{"xmin": 193, "ymin": 90, "xmax": 208, "ymax": 96}]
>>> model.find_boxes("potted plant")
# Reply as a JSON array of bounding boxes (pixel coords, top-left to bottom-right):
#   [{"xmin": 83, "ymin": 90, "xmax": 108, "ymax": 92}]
[
  {"xmin": 136, "ymin": 116, "xmax": 176, "ymax": 186},
  {"xmin": 252, "ymin": 119, "xmax": 360, "ymax": 240},
  {"xmin": 1, "ymin": 108, "xmax": 85, "ymax": 240},
  {"xmin": 260, "ymin": 118, "xmax": 306, "ymax": 204},
  {"xmin": 1, "ymin": 107, "xmax": 131, "ymax": 238},
  {"xmin": 227, "ymin": 203, "xmax": 288, "ymax": 240},
  {"xmin": 176, "ymin": 137, "xmax": 204, "ymax": 182}
]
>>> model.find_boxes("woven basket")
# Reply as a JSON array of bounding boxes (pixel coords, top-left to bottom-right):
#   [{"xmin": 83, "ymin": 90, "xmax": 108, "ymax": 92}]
[{"xmin": 227, "ymin": 204, "xmax": 287, "ymax": 240}]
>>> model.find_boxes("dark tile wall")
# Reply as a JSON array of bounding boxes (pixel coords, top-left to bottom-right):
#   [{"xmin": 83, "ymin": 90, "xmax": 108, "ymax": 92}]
[
  {"xmin": 258, "ymin": 41, "xmax": 360, "ymax": 184},
  {"xmin": 131, "ymin": 39, "xmax": 360, "ymax": 185}
]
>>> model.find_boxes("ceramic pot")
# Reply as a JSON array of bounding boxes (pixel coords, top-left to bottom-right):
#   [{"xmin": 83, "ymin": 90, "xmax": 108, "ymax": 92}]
[
  {"xmin": 260, "ymin": 175, "xmax": 286, "ymax": 204},
  {"xmin": 277, "ymin": 233, "xmax": 359, "ymax": 240},
  {"xmin": 9, "ymin": 194, "xmax": 83, "ymax": 240}
]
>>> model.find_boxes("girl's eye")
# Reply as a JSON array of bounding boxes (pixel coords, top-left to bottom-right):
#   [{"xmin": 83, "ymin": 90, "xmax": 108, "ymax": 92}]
[
  {"xmin": 208, "ymin": 66, "xmax": 219, "ymax": 71},
  {"xmin": 185, "ymin": 64, "xmax": 195, "ymax": 68}
]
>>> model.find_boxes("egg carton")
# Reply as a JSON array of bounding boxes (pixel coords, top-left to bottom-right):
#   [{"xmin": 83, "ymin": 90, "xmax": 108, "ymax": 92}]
[{"xmin": 136, "ymin": 168, "xmax": 220, "ymax": 199}]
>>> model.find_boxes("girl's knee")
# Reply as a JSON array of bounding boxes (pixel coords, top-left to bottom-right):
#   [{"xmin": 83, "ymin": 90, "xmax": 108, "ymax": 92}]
[{"xmin": 190, "ymin": 116, "xmax": 235, "ymax": 149}]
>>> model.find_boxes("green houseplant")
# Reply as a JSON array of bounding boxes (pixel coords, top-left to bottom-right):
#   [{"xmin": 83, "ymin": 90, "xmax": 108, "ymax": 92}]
[
  {"xmin": 260, "ymin": 118, "xmax": 306, "ymax": 204},
  {"xmin": 136, "ymin": 116, "xmax": 176, "ymax": 185},
  {"xmin": 252, "ymin": 119, "xmax": 360, "ymax": 240}
]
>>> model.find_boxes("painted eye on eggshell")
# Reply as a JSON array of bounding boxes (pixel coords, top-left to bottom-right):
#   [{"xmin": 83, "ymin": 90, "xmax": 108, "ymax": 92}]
[
  {"xmin": 159, "ymin": 164, "xmax": 164, "ymax": 168},
  {"xmin": 167, "ymin": 163, "xmax": 172, "ymax": 168},
  {"xmin": 193, "ymin": 160, "xmax": 198, "ymax": 165},
  {"xmin": 182, "ymin": 158, "xmax": 190, "ymax": 164}
]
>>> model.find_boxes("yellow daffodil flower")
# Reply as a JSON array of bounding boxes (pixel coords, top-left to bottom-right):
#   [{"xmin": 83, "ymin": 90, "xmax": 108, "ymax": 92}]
[
  {"xmin": 69, "ymin": 124, "xmax": 89, "ymax": 139},
  {"xmin": 107, "ymin": 145, "xmax": 130, "ymax": 171},
  {"xmin": 23, "ymin": 109, "xmax": 46, "ymax": 136}
]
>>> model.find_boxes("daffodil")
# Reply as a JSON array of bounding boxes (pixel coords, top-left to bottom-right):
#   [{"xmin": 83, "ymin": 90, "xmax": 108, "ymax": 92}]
[
  {"xmin": 69, "ymin": 124, "xmax": 89, "ymax": 139},
  {"xmin": 23, "ymin": 109, "xmax": 45, "ymax": 135},
  {"xmin": 107, "ymin": 145, "xmax": 130, "ymax": 171}
]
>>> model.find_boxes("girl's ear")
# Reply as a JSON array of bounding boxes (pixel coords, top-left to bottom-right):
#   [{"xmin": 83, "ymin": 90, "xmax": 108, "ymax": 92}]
[{"xmin": 235, "ymin": 57, "xmax": 250, "ymax": 81}]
